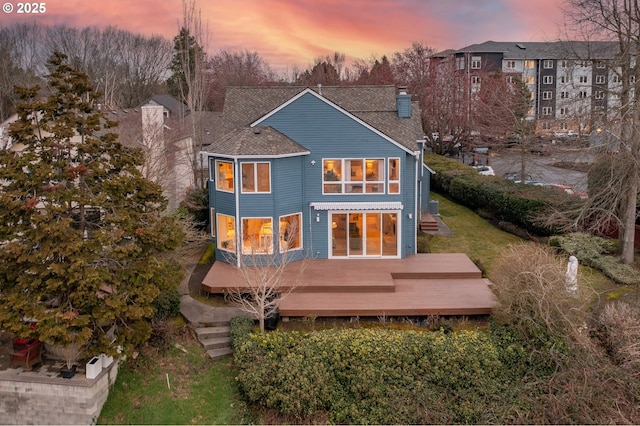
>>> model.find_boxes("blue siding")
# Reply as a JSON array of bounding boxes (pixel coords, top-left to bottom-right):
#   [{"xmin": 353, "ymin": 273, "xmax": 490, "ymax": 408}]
[{"xmin": 209, "ymin": 91, "xmax": 422, "ymax": 262}]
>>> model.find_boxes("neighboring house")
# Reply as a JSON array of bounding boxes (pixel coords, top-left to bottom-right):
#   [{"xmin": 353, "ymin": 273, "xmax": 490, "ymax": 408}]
[
  {"xmin": 435, "ymin": 40, "xmax": 623, "ymax": 136},
  {"xmin": 1, "ymin": 94, "xmax": 219, "ymax": 210},
  {"xmin": 201, "ymin": 85, "xmax": 432, "ymax": 265},
  {"xmin": 104, "ymin": 95, "xmax": 220, "ymax": 210}
]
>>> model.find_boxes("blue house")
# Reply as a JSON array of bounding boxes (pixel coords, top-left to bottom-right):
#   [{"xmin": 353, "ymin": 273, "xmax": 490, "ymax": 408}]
[{"xmin": 202, "ymin": 85, "xmax": 431, "ymax": 265}]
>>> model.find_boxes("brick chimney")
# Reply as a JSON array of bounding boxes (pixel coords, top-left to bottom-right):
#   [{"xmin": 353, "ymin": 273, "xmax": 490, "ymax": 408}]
[{"xmin": 396, "ymin": 86, "xmax": 411, "ymax": 118}]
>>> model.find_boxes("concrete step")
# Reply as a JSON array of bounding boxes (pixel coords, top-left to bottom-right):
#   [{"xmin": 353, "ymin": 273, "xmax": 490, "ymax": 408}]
[
  {"xmin": 207, "ymin": 347, "xmax": 234, "ymax": 360},
  {"xmin": 200, "ymin": 336, "xmax": 232, "ymax": 351},
  {"xmin": 195, "ymin": 326, "xmax": 230, "ymax": 341}
]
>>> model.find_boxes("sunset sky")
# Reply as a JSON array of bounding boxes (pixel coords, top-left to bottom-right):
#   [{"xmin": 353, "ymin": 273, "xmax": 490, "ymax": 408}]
[{"xmin": 0, "ymin": 0, "xmax": 566, "ymax": 70}]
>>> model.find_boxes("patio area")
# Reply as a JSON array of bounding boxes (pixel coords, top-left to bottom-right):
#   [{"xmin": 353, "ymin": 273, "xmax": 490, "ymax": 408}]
[{"xmin": 201, "ymin": 254, "xmax": 498, "ymax": 317}]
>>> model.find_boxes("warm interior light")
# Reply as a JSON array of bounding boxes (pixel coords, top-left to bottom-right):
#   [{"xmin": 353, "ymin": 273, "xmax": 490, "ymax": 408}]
[{"xmin": 332, "ymin": 221, "xmax": 337, "ymax": 229}]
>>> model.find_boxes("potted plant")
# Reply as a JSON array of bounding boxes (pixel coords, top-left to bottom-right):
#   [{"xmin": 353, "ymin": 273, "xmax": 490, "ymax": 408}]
[
  {"xmin": 324, "ymin": 169, "xmax": 339, "ymax": 181},
  {"xmin": 59, "ymin": 341, "xmax": 82, "ymax": 378}
]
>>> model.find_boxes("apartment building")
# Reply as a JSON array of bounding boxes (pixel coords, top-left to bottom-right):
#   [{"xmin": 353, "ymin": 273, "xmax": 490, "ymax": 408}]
[{"xmin": 447, "ymin": 40, "xmax": 624, "ymax": 136}]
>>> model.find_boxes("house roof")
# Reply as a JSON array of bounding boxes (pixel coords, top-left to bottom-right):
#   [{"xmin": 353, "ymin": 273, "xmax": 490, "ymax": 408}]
[
  {"xmin": 144, "ymin": 94, "xmax": 189, "ymax": 119},
  {"xmin": 215, "ymin": 85, "xmax": 424, "ymax": 154},
  {"xmin": 210, "ymin": 126, "xmax": 310, "ymax": 158},
  {"xmin": 448, "ymin": 40, "xmax": 620, "ymax": 60}
]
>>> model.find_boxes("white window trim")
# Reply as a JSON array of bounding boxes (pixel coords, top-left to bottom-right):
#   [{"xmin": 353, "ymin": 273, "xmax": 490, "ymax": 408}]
[
  {"xmin": 328, "ymin": 210, "xmax": 401, "ymax": 259},
  {"xmin": 322, "ymin": 158, "xmax": 386, "ymax": 195},
  {"xmin": 216, "ymin": 213, "xmax": 236, "ymax": 253},
  {"xmin": 279, "ymin": 212, "xmax": 303, "ymax": 253},
  {"xmin": 387, "ymin": 158, "xmax": 401, "ymax": 194},
  {"xmin": 240, "ymin": 161, "xmax": 271, "ymax": 194},
  {"xmin": 210, "ymin": 208, "xmax": 216, "ymax": 238},
  {"xmin": 543, "ymin": 60, "xmax": 553, "ymax": 69},
  {"xmin": 215, "ymin": 160, "xmax": 234, "ymax": 193},
  {"xmin": 241, "ymin": 217, "xmax": 274, "ymax": 255}
]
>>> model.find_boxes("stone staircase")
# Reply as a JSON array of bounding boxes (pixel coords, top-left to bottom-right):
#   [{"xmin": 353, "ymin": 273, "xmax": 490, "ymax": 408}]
[{"xmin": 194, "ymin": 323, "xmax": 233, "ymax": 360}]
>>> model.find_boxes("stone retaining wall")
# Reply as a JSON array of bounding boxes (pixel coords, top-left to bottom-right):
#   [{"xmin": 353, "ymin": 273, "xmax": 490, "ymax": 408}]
[{"xmin": 0, "ymin": 361, "xmax": 119, "ymax": 425}]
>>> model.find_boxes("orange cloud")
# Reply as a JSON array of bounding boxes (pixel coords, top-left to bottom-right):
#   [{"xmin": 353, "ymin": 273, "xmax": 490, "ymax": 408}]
[{"xmin": 0, "ymin": 0, "xmax": 564, "ymax": 71}]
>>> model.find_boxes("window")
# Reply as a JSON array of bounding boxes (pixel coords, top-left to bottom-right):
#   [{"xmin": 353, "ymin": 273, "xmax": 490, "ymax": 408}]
[
  {"xmin": 456, "ymin": 56, "xmax": 465, "ymax": 70},
  {"xmin": 543, "ymin": 122, "xmax": 552, "ymax": 130},
  {"xmin": 612, "ymin": 74, "xmax": 620, "ymax": 83},
  {"xmin": 595, "ymin": 75, "xmax": 606, "ymax": 84},
  {"xmin": 630, "ymin": 75, "xmax": 636, "ymax": 83},
  {"xmin": 217, "ymin": 214, "xmax": 236, "ymax": 252},
  {"xmin": 471, "ymin": 75, "xmax": 481, "ymax": 84},
  {"xmin": 596, "ymin": 61, "xmax": 606, "ymax": 69},
  {"xmin": 543, "ymin": 75, "xmax": 554, "ymax": 84},
  {"xmin": 525, "ymin": 60, "xmax": 535, "ymax": 69},
  {"xmin": 506, "ymin": 75, "xmax": 515, "ymax": 84},
  {"xmin": 388, "ymin": 158, "xmax": 400, "ymax": 194},
  {"xmin": 560, "ymin": 75, "xmax": 568, "ymax": 84},
  {"xmin": 279, "ymin": 213, "xmax": 302, "ymax": 252},
  {"xmin": 560, "ymin": 60, "xmax": 568, "ymax": 68},
  {"xmin": 579, "ymin": 91, "xmax": 588, "ymax": 99},
  {"xmin": 241, "ymin": 162, "xmax": 270, "ymax": 193},
  {"xmin": 525, "ymin": 76, "xmax": 534, "ymax": 85},
  {"xmin": 210, "ymin": 208, "xmax": 216, "ymax": 237},
  {"xmin": 560, "ymin": 91, "xmax": 569, "ymax": 99},
  {"xmin": 242, "ymin": 217, "xmax": 273, "ymax": 254},
  {"xmin": 216, "ymin": 160, "xmax": 234, "ymax": 192},
  {"xmin": 323, "ymin": 158, "xmax": 385, "ymax": 194},
  {"xmin": 594, "ymin": 90, "xmax": 605, "ymax": 100},
  {"xmin": 560, "ymin": 122, "xmax": 568, "ymax": 130},
  {"xmin": 559, "ymin": 107, "xmax": 568, "ymax": 116},
  {"xmin": 542, "ymin": 106, "xmax": 553, "ymax": 116},
  {"xmin": 505, "ymin": 60, "xmax": 516, "ymax": 69},
  {"xmin": 471, "ymin": 56, "xmax": 481, "ymax": 69},
  {"xmin": 579, "ymin": 75, "xmax": 588, "ymax": 84},
  {"xmin": 543, "ymin": 91, "xmax": 553, "ymax": 100},
  {"xmin": 543, "ymin": 60, "xmax": 553, "ymax": 69}
]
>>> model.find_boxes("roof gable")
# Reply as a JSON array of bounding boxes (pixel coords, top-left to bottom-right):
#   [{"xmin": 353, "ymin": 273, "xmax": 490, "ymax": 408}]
[{"xmin": 252, "ymin": 88, "xmax": 419, "ymax": 154}]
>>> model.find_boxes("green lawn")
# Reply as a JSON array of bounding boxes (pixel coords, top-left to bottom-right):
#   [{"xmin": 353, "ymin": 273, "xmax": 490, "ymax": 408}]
[
  {"xmin": 98, "ymin": 322, "xmax": 250, "ymax": 425},
  {"xmin": 428, "ymin": 192, "xmax": 523, "ymax": 278}
]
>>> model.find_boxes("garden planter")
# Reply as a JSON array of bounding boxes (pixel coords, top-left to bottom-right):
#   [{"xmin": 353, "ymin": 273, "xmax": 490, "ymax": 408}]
[
  {"xmin": 60, "ymin": 364, "xmax": 77, "ymax": 379},
  {"xmin": 264, "ymin": 308, "xmax": 280, "ymax": 331}
]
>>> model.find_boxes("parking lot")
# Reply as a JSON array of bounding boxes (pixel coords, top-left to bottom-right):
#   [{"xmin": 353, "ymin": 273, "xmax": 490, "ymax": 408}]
[{"xmin": 468, "ymin": 144, "xmax": 594, "ymax": 193}]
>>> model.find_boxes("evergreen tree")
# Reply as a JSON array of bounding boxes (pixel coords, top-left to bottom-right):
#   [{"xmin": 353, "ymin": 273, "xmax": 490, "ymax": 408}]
[
  {"xmin": 0, "ymin": 52, "xmax": 184, "ymax": 360},
  {"xmin": 167, "ymin": 27, "xmax": 205, "ymax": 100}
]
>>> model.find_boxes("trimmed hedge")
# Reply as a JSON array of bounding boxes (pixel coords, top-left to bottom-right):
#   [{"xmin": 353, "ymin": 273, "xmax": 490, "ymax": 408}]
[
  {"xmin": 425, "ymin": 153, "xmax": 583, "ymax": 236},
  {"xmin": 232, "ymin": 327, "xmax": 549, "ymax": 424}
]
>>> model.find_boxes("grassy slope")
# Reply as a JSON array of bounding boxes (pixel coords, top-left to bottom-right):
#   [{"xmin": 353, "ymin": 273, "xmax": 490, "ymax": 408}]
[
  {"xmin": 98, "ymin": 323, "xmax": 249, "ymax": 425},
  {"xmin": 428, "ymin": 192, "xmax": 522, "ymax": 278}
]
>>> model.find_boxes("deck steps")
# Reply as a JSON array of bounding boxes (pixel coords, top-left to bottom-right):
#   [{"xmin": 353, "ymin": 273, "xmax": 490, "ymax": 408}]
[
  {"xmin": 195, "ymin": 325, "xmax": 233, "ymax": 360},
  {"xmin": 420, "ymin": 214, "xmax": 439, "ymax": 233}
]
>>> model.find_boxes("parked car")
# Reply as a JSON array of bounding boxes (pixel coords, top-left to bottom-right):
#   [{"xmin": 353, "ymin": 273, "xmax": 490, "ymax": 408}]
[{"xmin": 473, "ymin": 165, "xmax": 495, "ymax": 176}]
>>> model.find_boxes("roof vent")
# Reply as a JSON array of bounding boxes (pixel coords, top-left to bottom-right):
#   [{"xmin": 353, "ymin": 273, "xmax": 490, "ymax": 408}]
[
  {"xmin": 253, "ymin": 127, "xmax": 262, "ymax": 134},
  {"xmin": 516, "ymin": 43, "xmax": 526, "ymax": 49}
]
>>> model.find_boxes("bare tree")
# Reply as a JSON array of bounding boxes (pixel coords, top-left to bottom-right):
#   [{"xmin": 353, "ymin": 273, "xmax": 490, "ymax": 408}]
[
  {"xmin": 169, "ymin": 0, "xmax": 210, "ymax": 190},
  {"xmin": 224, "ymin": 220, "xmax": 307, "ymax": 332},
  {"xmin": 559, "ymin": 0, "xmax": 640, "ymax": 264},
  {"xmin": 206, "ymin": 49, "xmax": 275, "ymax": 111}
]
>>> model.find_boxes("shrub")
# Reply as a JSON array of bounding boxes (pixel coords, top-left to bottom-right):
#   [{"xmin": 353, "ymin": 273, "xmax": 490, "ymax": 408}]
[
  {"xmin": 596, "ymin": 301, "xmax": 640, "ymax": 377},
  {"xmin": 229, "ymin": 316, "xmax": 256, "ymax": 351},
  {"xmin": 550, "ymin": 233, "xmax": 640, "ymax": 284},
  {"xmin": 425, "ymin": 153, "xmax": 582, "ymax": 236},
  {"xmin": 491, "ymin": 243, "xmax": 589, "ymax": 352},
  {"xmin": 233, "ymin": 327, "xmax": 535, "ymax": 424},
  {"xmin": 152, "ymin": 289, "xmax": 182, "ymax": 320},
  {"xmin": 416, "ymin": 234, "xmax": 430, "ymax": 253}
]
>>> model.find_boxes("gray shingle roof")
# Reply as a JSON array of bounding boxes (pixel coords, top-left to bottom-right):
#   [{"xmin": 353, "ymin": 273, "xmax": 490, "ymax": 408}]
[
  {"xmin": 211, "ymin": 126, "xmax": 310, "ymax": 157},
  {"xmin": 214, "ymin": 85, "xmax": 423, "ymax": 155},
  {"xmin": 451, "ymin": 40, "xmax": 620, "ymax": 60}
]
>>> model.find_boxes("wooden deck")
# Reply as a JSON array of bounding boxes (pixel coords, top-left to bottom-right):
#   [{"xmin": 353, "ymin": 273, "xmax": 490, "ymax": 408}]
[{"xmin": 201, "ymin": 254, "xmax": 497, "ymax": 317}]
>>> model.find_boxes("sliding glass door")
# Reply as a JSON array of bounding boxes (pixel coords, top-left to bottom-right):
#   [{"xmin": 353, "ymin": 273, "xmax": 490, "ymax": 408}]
[{"xmin": 330, "ymin": 212, "xmax": 398, "ymax": 258}]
